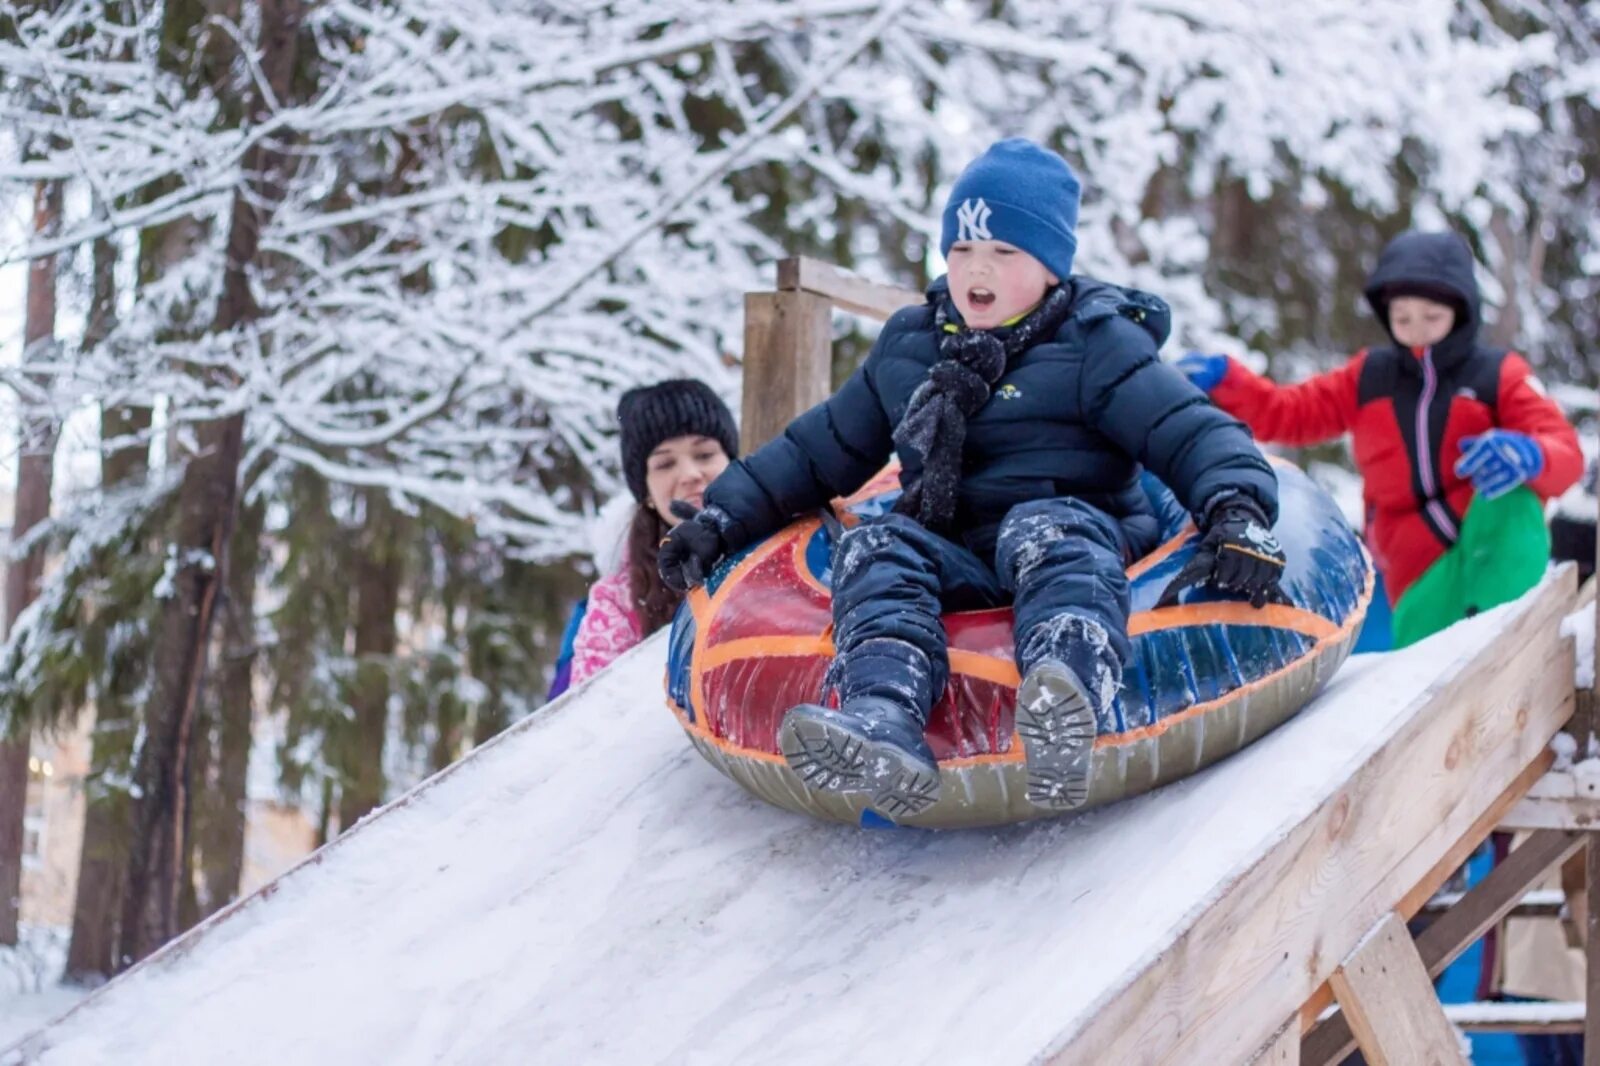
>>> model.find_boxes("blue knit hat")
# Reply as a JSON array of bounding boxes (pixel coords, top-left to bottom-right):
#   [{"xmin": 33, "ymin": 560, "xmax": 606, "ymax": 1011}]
[{"xmin": 940, "ymin": 139, "xmax": 1081, "ymax": 282}]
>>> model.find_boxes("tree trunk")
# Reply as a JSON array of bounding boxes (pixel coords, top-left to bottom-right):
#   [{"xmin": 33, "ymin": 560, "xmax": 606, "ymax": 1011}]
[
  {"xmin": 338, "ymin": 489, "xmax": 403, "ymax": 832},
  {"xmin": 117, "ymin": 0, "xmax": 303, "ymax": 968},
  {"xmin": 65, "ymin": 232, "xmax": 141, "ymax": 984},
  {"xmin": 197, "ymin": 498, "xmax": 263, "ymax": 918},
  {"xmin": 1486, "ymin": 207, "xmax": 1522, "ymax": 350},
  {"xmin": 0, "ymin": 179, "xmax": 63, "ymax": 947}
]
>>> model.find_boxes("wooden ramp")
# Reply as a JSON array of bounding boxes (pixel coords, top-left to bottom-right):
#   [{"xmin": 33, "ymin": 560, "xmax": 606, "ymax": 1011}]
[{"xmin": 0, "ymin": 571, "xmax": 1578, "ymax": 1065}]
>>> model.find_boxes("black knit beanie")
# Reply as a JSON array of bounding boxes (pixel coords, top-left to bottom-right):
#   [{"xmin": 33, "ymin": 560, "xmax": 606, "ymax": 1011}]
[{"xmin": 617, "ymin": 379, "xmax": 740, "ymax": 503}]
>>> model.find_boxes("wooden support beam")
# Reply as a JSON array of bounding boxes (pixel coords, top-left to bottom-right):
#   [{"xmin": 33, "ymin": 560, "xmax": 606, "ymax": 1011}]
[
  {"xmin": 1303, "ymin": 827, "xmax": 1584, "ymax": 1064},
  {"xmin": 1415, "ymin": 829, "xmax": 1586, "ymax": 973},
  {"xmin": 1504, "ymin": 762, "xmax": 1600, "ymax": 830},
  {"xmin": 1049, "ymin": 571, "xmax": 1576, "ymax": 1065},
  {"xmin": 1444, "ymin": 1001, "xmax": 1584, "ymax": 1033},
  {"xmin": 1329, "ymin": 912, "xmax": 1467, "ymax": 1065},
  {"xmin": 1586, "ymin": 834, "xmax": 1600, "ymax": 1065},
  {"xmin": 1418, "ymin": 888, "xmax": 1565, "ymax": 919},
  {"xmin": 741, "ymin": 289, "xmax": 833, "ymax": 453},
  {"xmin": 1302, "ymin": 751, "xmax": 1557, "ymax": 1036},
  {"xmin": 775, "ymin": 257, "xmax": 921, "ymax": 322}
]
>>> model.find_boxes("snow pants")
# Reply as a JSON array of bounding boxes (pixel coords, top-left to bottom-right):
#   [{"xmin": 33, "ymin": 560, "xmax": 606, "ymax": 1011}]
[
  {"xmin": 1391, "ymin": 487, "xmax": 1550, "ymax": 648},
  {"xmin": 826, "ymin": 498, "xmax": 1132, "ymax": 729}
]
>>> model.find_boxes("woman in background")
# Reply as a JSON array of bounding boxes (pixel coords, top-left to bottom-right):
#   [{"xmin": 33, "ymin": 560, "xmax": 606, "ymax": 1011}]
[{"xmin": 548, "ymin": 379, "xmax": 738, "ymax": 698}]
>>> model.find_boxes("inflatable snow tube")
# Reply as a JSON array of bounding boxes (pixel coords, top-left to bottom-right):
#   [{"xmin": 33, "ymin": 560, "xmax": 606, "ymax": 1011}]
[{"xmin": 666, "ymin": 461, "xmax": 1373, "ymax": 829}]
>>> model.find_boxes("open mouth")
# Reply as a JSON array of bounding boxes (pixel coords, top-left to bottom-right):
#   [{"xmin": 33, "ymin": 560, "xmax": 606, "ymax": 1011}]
[{"xmin": 968, "ymin": 288, "xmax": 996, "ymax": 309}]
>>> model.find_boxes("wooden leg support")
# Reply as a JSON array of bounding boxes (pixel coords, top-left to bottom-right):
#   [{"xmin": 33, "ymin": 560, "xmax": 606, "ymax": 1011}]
[
  {"xmin": 1586, "ymin": 834, "xmax": 1600, "ymax": 1066},
  {"xmin": 1304, "ymin": 828, "xmax": 1586, "ymax": 1064},
  {"xmin": 1329, "ymin": 912, "xmax": 1467, "ymax": 1065}
]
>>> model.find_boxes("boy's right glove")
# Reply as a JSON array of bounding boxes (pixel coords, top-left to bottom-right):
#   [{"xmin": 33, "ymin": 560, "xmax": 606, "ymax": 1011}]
[
  {"xmin": 1175, "ymin": 352, "xmax": 1230, "ymax": 393},
  {"xmin": 1454, "ymin": 429, "xmax": 1544, "ymax": 500},
  {"xmin": 1158, "ymin": 496, "xmax": 1288, "ymax": 610},
  {"xmin": 658, "ymin": 501, "xmax": 733, "ymax": 592}
]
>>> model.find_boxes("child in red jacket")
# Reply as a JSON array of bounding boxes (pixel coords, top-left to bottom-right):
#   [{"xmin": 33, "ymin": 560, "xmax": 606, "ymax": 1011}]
[{"xmin": 1180, "ymin": 230, "xmax": 1582, "ymax": 646}]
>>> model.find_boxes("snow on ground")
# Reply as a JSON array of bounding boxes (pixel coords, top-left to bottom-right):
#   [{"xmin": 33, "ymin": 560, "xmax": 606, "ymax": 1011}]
[
  {"xmin": 1444, "ymin": 999, "xmax": 1584, "ymax": 1027},
  {"xmin": 0, "ymin": 927, "xmax": 80, "ymax": 1050},
  {"xmin": 1564, "ymin": 606, "xmax": 1596, "ymax": 689},
  {"xmin": 0, "ymin": 592, "xmax": 1545, "ymax": 1065}
]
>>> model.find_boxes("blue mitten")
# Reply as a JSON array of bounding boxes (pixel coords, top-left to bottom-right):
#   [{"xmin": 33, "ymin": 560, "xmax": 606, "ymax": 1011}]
[
  {"xmin": 1175, "ymin": 352, "xmax": 1230, "ymax": 393},
  {"xmin": 1453, "ymin": 430, "xmax": 1544, "ymax": 500}
]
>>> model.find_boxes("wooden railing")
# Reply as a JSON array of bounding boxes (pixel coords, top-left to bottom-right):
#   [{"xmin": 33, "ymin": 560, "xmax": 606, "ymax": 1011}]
[{"xmin": 740, "ymin": 256, "xmax": 920, "ymax": 452}]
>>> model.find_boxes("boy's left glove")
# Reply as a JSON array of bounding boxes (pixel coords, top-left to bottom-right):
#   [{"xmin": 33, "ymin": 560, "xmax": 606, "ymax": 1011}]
[
  {"xmin": 1158, "ymin": 496, "xmax": 1288, "ymax": 610},
  {"xmin": 658, "ymin": 501, "xmax": 733, "ymax": 593},
  {"xmin": 1454, "ymin": 429, "xmax": 1544, "ymax": 500}
]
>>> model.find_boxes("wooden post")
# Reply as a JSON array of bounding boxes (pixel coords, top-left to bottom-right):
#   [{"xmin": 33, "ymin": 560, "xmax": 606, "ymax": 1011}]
[
  {"xmin": 1329, "ymin": 913, "xmax": 1468, "ymax": 1065},
  {"xmin": 741, "ymin": 287, "xmax": 832, "ymax": 453},
  {"xmin": 1585, "ymin": 489, "xmax": 1599, "ymax": 1065},
  {"xmin": 1587, "ymin": 834, "xmax": 1600, "ymax": 1065},
  {"xmin": 1589, "ymin": 488, "xmax": 1599, "ymax": 737}
]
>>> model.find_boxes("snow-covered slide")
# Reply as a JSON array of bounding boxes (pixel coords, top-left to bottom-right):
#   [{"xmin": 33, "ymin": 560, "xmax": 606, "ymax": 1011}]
[{"xmin": 1, "ymin": 573, "xmax": 1578, "ymax": 1066}]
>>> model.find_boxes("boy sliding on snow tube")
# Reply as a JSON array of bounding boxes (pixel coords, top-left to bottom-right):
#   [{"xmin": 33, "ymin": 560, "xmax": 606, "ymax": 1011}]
[
  {"xmin": 1179, "ymin": 230, "xmax": 1582, "ymax": 648},
  {"xmin": 659, "ymin": 139, "xmax": 1285, "ymax": 822}
]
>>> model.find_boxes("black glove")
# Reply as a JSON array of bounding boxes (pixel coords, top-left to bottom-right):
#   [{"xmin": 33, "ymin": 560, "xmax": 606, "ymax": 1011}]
[
  {"xmin": 1158, "ymin": 496, "xmax": 1288, "ymax": 609},
  {"xmin": 658, "ymin": 500, "xmax": 731, "ymax": 593}
]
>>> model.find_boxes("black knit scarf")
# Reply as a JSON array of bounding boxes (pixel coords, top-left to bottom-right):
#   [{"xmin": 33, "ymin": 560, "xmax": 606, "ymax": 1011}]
[{"xmin": 893, "ymin": 285, "xmax": 1075, "ymax": 531}]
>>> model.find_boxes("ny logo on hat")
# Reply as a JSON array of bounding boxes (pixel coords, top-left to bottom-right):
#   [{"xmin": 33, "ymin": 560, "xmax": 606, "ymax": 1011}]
[{"xmin": 956, "ymin": 198, "xmax": 992, "ymax": 241}]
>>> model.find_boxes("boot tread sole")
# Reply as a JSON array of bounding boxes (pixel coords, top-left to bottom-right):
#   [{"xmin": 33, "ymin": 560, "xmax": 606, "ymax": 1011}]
[
  {"xmin": 779, "ymin": 712, "xmax": 940, "ymax": 821},
  {"xmin": 1015, "ymin": 663, "xmax": 1098, "ymax": 811}
]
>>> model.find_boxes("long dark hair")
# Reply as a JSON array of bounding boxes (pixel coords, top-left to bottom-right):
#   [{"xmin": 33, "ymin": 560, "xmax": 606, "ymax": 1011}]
[{"xmin": 626, "ymin": 503, "xmax": 682, "ymax": 636}]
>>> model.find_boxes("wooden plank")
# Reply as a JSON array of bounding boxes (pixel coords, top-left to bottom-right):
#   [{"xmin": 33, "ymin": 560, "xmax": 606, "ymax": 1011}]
[
  {"xmin": 1304, "ymin": 826, "xmax": 1583, "ymax": 1064},
  {"xmin": 1505, "ymin": 763, "xmax": 1600, "ymax": 830},
  {"xmin": 1444, "ymin": 1000, "xmax": 1584, "ymax": 1033},
  {"xmin": 741, "ymin": 290, "xmax": 833, "ymax": 452},
  {"xmin": 775, "ymin": 256, "xmax": 921, "ymax": 322},
  {"xmin": 1415, "ymin": 829, "xmax": 1584, "ymax": 972},
  {"xmin": 1418, "ymin": 888, "xmax": 1565, "ymax": 919},
  {"xmin": 1589, "ymin": 494, "xmax": 1600, "ymax": 1066},
  {"xmin": 1586, "ymin": 834, "xmax": 1600, "ymax": 1065},
  {"xmin": 1251, "ymin": 1024, "xmax": 1300, "ymax": 1065},
  {"xmin": 1562, "ymin": 848, "xmax": 1586, "ymax": 948},
  {"xmin": 1329, "ymin": 912, "xmax": 1467, "ymax": 1065},
  {"xmin": 1301, "ymin": 751, "xmax": 1556, "ymax": 1037},
  {"xmin": 1046, "ymin": 571, "xmax": 1577, "ymax": 1066},
  {"xmin": 1400, "ymin": 750, "xmax": 1556, "ymax": 919}
]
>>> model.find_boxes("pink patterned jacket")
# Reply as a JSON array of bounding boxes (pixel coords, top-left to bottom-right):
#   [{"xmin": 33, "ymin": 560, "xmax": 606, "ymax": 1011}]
[{"xmin": 570, "ymin": 564, "xmax": 644, "ymax": 686}]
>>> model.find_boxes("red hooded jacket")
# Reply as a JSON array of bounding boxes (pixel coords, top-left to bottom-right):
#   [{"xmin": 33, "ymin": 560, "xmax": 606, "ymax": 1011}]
[{"xmin": 1210, "ymin": 232, "xmax": 1583, "ymax": 605}]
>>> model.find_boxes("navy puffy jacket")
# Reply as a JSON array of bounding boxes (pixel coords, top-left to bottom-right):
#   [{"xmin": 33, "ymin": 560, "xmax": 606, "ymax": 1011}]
[{"xmin": 705, "ymin": 275, "xmax": 1279, "ymax": 563}]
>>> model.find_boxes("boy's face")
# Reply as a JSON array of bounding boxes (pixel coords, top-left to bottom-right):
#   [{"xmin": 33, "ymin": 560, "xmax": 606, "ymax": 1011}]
[
  {"xmin": 1387, "ymin": 295, "xmax": 1455, "ymax": 348},
  {"xmin": 946, "ymin": 240, "xmax": 1059, "ymax": 330}
]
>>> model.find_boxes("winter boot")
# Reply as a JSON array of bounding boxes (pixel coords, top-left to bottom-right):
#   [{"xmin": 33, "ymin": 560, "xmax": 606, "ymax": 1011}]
[
  {"xmin": 1014, "ymin": 660, "xmax": 1100, "ymax": 811},
  {"xmin": 779, "ymin": 697, "xmax": 941, "ymax": 821}
]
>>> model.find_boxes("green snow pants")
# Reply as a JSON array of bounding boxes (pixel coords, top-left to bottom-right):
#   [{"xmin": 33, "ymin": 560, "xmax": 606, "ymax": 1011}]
[{"xmin": 1390, "ymin": 487, "xmax": 1550, "ymax": 649}]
